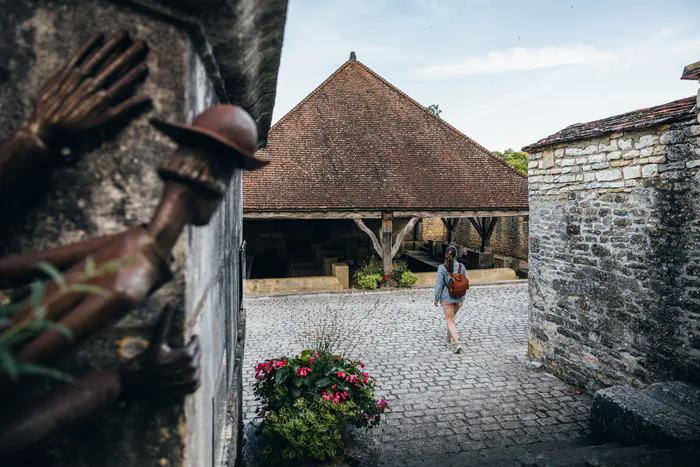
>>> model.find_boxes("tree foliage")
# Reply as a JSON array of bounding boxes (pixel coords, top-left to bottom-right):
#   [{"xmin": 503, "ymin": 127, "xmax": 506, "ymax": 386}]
[
  {"xmin": 426, "ymin": 104, "xmax": 442, "ymax": 119},
  {"xmin": 492, "ymin": 148, "xmax": 528, "ymax": 174}
]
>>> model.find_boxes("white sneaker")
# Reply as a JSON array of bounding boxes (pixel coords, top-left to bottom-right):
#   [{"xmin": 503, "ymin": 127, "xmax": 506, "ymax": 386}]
[{"xmin": 454, "ymin": 345, "xmax": 463, "ymax": 354}]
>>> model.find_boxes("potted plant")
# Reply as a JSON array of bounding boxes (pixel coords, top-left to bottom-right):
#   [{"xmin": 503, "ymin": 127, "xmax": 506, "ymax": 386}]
[{"xmin": 253, "ymin": 350, "xmax": 389, "ymax": 463}]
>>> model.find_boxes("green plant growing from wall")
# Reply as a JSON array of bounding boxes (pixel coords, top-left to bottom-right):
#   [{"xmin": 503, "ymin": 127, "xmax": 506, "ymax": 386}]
[{"xmin": 0, "ymin": 256, "xmax": 135, "ymax": 382}]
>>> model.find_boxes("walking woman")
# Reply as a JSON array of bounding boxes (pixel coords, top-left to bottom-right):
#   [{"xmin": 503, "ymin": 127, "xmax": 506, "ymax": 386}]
[{"xmin": 434, "ymin": 246, "xmax": 467, "ymax": 354}]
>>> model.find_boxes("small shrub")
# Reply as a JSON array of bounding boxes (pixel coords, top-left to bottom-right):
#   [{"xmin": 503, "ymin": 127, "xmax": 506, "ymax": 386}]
[
  {"xmin": 254, "ymin": 349, "xmax": 389, "ymax": 463},
  {"xmin": 391, "ymin": 260, "xmax": 418, "ymax": 288},
  {"xmin": 354, "ymin": 272, "xmax": 383, "ymax": 289},
  {"xmin": 353, "ymin": 257, "xmax": 386, "ymax": 289},
  {"xmin": 396, "ymin": 270, "xmax": 418, "ymax": 288}
]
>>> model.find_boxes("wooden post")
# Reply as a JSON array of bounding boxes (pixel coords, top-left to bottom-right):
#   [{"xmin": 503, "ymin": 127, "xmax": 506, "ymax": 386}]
[
  {"xmin": 414, "ymin": 219, "xmax": 423, "ymax": 243},
  {"xmin": 441, "ymin": 218, "xmax": 459, "ymax": 244},
  {"xmin": 469, "ymin": 217, "xmax": 498, "ymax": 252},
  {"xmin": 381, "ymin": 212, "xmax": 393, "ymax": 275}
]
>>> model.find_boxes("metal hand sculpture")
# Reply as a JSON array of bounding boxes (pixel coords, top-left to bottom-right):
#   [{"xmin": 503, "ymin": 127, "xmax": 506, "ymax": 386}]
[
  {"xmin": 0, "ymin": 31, "xmax": 150, "ymax": 199},
  {"xmin": 0, "ymin": 303, "xmax": 200, "ymax": 455},
  {"xmin": 0, "ymin": 104, "xmax": 269, "ymax": 456}
]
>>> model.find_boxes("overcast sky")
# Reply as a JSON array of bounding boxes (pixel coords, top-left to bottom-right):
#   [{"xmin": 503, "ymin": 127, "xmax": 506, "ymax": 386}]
[{"xmin": 271, "ymin": 0, "xmax": 699, "ymax": 152}]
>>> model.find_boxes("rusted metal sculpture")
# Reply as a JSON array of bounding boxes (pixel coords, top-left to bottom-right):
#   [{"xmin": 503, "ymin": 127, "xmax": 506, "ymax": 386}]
[
  {"xmin": 0, "ymin": 104, "xmax": 269, "ymax": 456},
  {"xmin": 0, "ymin": 303, "xmax": 199, "ymax": 454},
  {"xmin": 0, "ymin": 31, "xmax": 150, "ymax": 199}
]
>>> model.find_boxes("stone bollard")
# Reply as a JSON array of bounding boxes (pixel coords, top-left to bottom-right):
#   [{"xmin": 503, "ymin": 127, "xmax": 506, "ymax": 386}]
[{"xmin": 332, "ymin": 263, "xmax": 350, "ymax": 289}]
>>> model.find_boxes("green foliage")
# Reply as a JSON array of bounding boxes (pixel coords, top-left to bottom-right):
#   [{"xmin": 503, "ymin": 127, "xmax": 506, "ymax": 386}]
[
  {"xmin": 0, "ymin": 256, "xmax": 134, "ymax": 382},
  {"xmin": 353, "ymin": 257, "xmax": 386, "ymax": 289},
  {"xmin": 390, "ymin": 260, "xmax": 418, "ymax": 287},
  {"xmin": 426, "ymin": 104, "xmax": 442, "ymax": 119},
  {"xmin": 259, "ymin": 398, "xmax": 348, "ymax": 463},
  {"xmin": 396, "ymin": 270, "xmax": 418, "ymax": 288},
  {"xmin": 353, "ymin": 258, "xmax": 418, "ymax": 289},
  {"xmin": 492, "ymin": 148, "xmax": 528, "ymax": 174},
  {"xmin": 254, "ymin": 350, "xmax": 389, "ymax": 463},
  {"xmin": 354, "ymin": 273, "xmax": 383, "ymax": 289}
]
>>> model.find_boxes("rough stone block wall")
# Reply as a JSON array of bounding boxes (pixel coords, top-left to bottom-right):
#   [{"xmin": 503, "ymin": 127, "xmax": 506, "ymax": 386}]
[
  {"xmin": 452, "ymin": 216, "xmax": 529, "ymax": 260},
  {"xmin": 421, "ymin": 218, "xmax": 446, "ymax": 241},
  {"xmin": 528, "ymin": 119, "xmax": 700, "ymax": 392},
  {"xmin": 0, "ymin": 1, "xmax": 277, "ymax": 465},
  {"xmin": 0, "ymin": 2, "xmax": 192, "ymax": 465}
]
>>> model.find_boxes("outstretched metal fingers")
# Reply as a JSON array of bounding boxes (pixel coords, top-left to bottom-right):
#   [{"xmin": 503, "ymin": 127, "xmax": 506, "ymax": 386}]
[{"xmin": 32, "ymin": 30, "xmax": 150, "ymax": 136}]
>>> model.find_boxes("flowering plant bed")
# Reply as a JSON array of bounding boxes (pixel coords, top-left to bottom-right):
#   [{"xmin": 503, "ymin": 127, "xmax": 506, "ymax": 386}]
[
  {"xmin": 391, "ymin": 260, "xmax": 418, "ymax": 288},
  {"xmin": 253, "ymin": 349, "xmax": 389, "ymax": 463},
  {"xmin": 353, "ymin": 258, "xmax": 417, "ymax": 289}
]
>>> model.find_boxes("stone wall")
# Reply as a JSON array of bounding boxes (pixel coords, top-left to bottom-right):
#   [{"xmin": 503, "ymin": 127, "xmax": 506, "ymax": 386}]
[
  {"xmin": 421, "ymin": 218, "xmax": 446, "ymax": 242},
  {"xmin": 0, "ymin": 1, "xmax": 285, "ymax": 465},
  {"xmin": 527, "ymin": 118, "xmax": 700, "ymax": 392},
  {"xmin": 451, "ymin": 216, "xmax": 529, "ymax": 260}
]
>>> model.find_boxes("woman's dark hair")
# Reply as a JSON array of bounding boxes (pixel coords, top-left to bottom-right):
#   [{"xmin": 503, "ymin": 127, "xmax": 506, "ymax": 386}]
[{"xmin": 444, "ymin": 245, "xmax": 458, "ymax": 273}]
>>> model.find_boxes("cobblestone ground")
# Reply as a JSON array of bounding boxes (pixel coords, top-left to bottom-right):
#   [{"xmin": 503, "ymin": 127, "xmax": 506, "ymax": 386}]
[{"xmin": 242, "ymin": 284, "xmax": 592, "ymax": 466}]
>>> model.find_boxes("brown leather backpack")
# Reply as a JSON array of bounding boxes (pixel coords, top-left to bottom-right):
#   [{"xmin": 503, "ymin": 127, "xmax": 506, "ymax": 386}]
[{"xmin": 448, "ymin": 262, "xmax": 469, "ymax": 298}]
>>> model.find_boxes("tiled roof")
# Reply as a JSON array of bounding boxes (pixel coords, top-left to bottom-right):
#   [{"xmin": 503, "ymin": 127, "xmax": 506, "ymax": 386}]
[
  {"xmin": 681, "ymin": 61, "xmax": 700, "ymax": 81},
  {"xmin": 244, "ymin": 58, "xmax": 528, "ymax": 213},
  {"xmin": 523, "ymin": 96, "xmax": 696, "ymax": 151}
]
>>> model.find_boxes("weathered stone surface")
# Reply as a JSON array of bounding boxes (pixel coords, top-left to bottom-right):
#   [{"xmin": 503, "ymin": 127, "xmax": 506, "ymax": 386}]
[
  {"xmin": 0, "ymin": 1, "xmax": 285, "ymax": 466},
  {"xmin": 527, "ymin": 119, "xmax": 700, "ymax": 392},
  {"xmin": 590, "ymin": 383, "xmax": 700, "ymax": 447}
]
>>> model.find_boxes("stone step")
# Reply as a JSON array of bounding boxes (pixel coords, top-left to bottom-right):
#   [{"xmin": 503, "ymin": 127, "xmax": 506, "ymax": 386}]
[
  {"xmin": 517, "ymin": 443, "xmax": 656, "ymax": 467},
  {"xmin": 590, "ymin": 382, "xmax": 700, "ymax": 447}
]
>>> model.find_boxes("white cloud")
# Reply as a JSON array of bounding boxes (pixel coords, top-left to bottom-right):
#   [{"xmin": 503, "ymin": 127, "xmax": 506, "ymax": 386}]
[{"xmin": 416, "ymin": 45, "xmax": 618, "ymax": 77}]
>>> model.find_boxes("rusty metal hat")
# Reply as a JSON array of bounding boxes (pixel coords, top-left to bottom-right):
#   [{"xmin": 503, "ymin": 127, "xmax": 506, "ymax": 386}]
[{"xmin": 150, "ymin": 105, "xmax": 269, "ymax": 170}]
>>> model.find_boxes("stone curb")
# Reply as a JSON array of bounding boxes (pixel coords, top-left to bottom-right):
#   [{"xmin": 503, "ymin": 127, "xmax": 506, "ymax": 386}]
[{"xmin": 244, "ymin": 279, "xmax": 528, "ymax": 299}]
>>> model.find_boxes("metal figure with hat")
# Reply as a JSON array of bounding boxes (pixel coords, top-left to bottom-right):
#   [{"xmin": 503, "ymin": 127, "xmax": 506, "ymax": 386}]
[{"xmin": 0, "ymin": 103, "xmax": 269, "ymax": 456}]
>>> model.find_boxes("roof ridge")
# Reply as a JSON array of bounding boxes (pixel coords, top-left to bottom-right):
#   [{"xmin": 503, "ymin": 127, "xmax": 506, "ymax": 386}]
[
  {"xmin": 524, "ymin": 95, "xmax": 695, "ymax": 151},
  {"xmin": 351, "ymin": 61, "xmax": 527, "ymax": 179},
  {"xmin": 268, "ymin": 58, "xmax": 526, "ymax": 179},
  {"xmin": 270, "ymin": 60, "xmax": 355, "ymax": 130}
]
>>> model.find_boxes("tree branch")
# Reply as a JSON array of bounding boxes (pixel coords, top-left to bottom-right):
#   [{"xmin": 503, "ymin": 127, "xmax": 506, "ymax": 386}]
[
  {"xmin": 391, "ymin": 218, "xmax": 419, "ymax": 258},
  {"xmin": 353, "ymin": 219, "xmax": 383, "ymax": 257}
]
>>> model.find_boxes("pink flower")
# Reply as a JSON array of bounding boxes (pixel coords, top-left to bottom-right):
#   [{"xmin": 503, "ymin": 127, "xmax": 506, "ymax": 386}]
[
  {"xmin": 256, "ymin": 374, "xmax": 264, "ymax": 380},
  {"xmin": 309, "ymin": 357, "xmax": 315, "ymax": 363},
  {"xmin": 363, "ymin": 377, "xmax": 369, "ymax": 384},
  {"xmin": 295, "ymin": 367, "xmax": 312, "ymax": 377},
  {"xmin": 337, "ymin": 371, "xmax": 345, "ymax": 378}
]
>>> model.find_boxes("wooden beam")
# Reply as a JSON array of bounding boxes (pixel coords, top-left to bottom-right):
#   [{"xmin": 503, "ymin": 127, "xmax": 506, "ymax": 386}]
[
  {"xmin": 391, "ymin": 218, "xmax": 419, "ymax": 258},
  {"xmin": 485, "ymin": 217, "xmax": 499, "ymax": 239},
  {"xmin": 353, "ymin": 219, "xmax": 383, "ymax": 257},
  {"xmin": 468, "ymin": 217, "xmax": 480, "ymax": 233},
  {"xmin": 381, "ymin": 212, "xmax": 393, "ymax": 274},
  {"xmin": 243, "ymin": 209, "xmax": 529, "ymax": 219}
]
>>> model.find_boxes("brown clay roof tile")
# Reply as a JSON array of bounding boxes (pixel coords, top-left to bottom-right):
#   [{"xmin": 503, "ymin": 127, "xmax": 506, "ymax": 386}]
[
  {"xmin": 523, "ymin": 96, "xmax": 696, "ymax": 151},
  {"xmin": 244, "ymin": 59, "xmax": 528, "ymax": 213}
]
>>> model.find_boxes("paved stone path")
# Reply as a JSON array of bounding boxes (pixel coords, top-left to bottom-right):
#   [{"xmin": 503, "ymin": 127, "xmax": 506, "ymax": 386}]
[{"xmin": 242, "ymin": 284, "xmax": 592, "ymax": 466}]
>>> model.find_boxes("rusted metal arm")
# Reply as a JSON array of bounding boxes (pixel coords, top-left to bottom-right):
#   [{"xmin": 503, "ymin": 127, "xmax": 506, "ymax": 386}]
[
  {"xmin": 0, "ymin": 305, "xmax": 200, "ymax": 457},
  {"xmin": 0, "ymin": 232, "xmax": 122, "ymax": 286}
]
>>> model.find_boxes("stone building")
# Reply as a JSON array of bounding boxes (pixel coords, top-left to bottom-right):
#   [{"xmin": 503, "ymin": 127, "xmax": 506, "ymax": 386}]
[
  {"xmin": 524, "ymin": 86, "xmax": 700, "ymax": 393},
  {"xmin": 243, "ymin": 53, "xmax": 528, "ymax": 280},
  {"xmin": 0, "ymin": 1, "xmax": 286, "ymax": 466}
]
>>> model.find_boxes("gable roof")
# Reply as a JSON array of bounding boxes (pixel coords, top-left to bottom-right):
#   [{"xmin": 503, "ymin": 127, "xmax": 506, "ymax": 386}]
[
  {"xmin": 523, "ymin": 96, "xmax": 696, "ymax": 151},
  {"xmin": 244, "ymin": 57, "xmax": 528, "ymax": 213}
]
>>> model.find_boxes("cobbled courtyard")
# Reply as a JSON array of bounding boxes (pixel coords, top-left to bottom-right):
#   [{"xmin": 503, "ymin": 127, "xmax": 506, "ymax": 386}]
[{"xmin": 241, "ymin": 284, "xmax": 592, "ymax": 466}]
